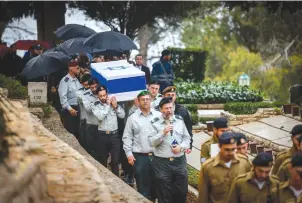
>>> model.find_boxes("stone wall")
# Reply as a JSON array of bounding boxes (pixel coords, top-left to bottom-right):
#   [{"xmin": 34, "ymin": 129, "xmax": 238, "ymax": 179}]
[
  {"xmin": 183, "ymin": 103, "xmax": 225, "ymax": 110},
  {"xmin": 221, "ymin": 108, "xmax": 280, "ymax": 126}
]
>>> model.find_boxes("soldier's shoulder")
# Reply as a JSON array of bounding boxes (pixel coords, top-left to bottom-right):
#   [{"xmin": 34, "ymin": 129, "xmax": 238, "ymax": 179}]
[
  {"xmin": 64, "ymin": 77, "xmax": 69, "ymax": 82},
  {"xmin": 94, "ymin": 101, "xmax": 100, "ymax": 106},
  {"xmin": 280, "ymin": 158, "xmax": 291, "ymax": 167},
  {"xmin": 237, "ymin": 153, "xmax": 249, "ymax": 162},
  {"xmin": 275, "ymin": 150, "xmax": 287, "ymax": 159},
  {"xmin": 151, "ymin": 116, "xmax": 160, "ymax": 124},
  {"xmin": 235, "ymin": 173, "xmax": 248, "ymax": 182},
  {"xmin": 202, "ymin": 138, "xmax": 213, "ymax": 146},
  {"xmin": 202, "ymin": 157, "xmax": 215, "ymax": 168},
  {"xmin": 83, "ymin": 91, "xmax": 90, "ymax": 95},
  {"xmin": 175, "ymin": 115, "xmax": 183, "ymax": 120}
]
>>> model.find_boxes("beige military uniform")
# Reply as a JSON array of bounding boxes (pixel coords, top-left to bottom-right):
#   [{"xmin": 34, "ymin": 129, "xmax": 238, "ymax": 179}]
[
  {"xmin": 277, "ymin": 158, "xmax": 291, "ymax": 182},
  {"xmin": 200, "ymin": 136, "xmax": 219, "ymax": 163},
  {"xmin": 272, "ymin": 180, "xmax": 302, "ymax": 203},
  {"xmin": 226, "ymin": 171, "xmax": 280, "ymax": 203},
  {"xmin": 273, "ymin": 147, "xmax": 297, "ymax": 175},
  {"xmin": 197, "ymin": 153, "xmax": 252, "ymax": 203}
]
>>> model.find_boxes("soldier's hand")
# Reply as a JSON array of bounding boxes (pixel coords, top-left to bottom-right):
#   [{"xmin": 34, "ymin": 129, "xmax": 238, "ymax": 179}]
[
  {"xmin": 111, "ymin": 96, "xmax": 118, "ymax": 108},
  {"xmin": 186, "ymin": 149, "xmax": 192, "ymax": 154},
  {"xmin": 163, "ymin": 124, "xmax": 173, "ymax": 135},
  {"xmin": 51, "ymin": 86, "xmax": 56, "ymax": 93},
  {"xmin": 68, "ymin": 108, "xmax": 77, "ymax": 116},
  {"xmin": 127, "ymin": 156, "xmax": 136, "ymax": 166},
  {"xmin": 171, "ymin": 145, "xmax": 181, "ymax": 154},
  {"xmin": 106, "ymin": 97, "xmax": 111, "ymax": 105}
]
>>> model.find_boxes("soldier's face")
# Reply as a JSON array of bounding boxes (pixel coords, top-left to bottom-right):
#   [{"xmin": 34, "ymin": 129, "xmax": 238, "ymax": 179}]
[
  {"xmin": 160, "ymin": 102, "xmax": 173, "ymax": 118},
  {"xmin": 164, "ymin": 92, "xmax": 176, "ymax": 103},
  {"xmin": 135, "ymin": 56, "xmax": 143, "ymax": 66},
  {"xmin": 148, "ymin": 84, "xmax": 160, "ymax": 98},
  {"xmin": 290, "ymin": 166, "xmax": 302, "ymax": 183},
  {"xmin": 236, "ymin": 143, "xmax": 249, "ymax": 156},
  {"xmin": 138, "ymin": 95, "xmax": 151, "ymax": 110},
  {"xmin": 90, "ymin": 84, "xmax": 98, "ymax": 94},
  {"xmin": 98, "ymin": 90, "xmax": 107, "ymax": 103},
  {"xmin": 214, "ymin": 127, "xmax": 229, "ymax": 138},
  {"xmin": 254, "ymin": 167, "xmax": 272, "ymax": 182},
  {"xmin": 219, "ymin": 143, "xmax": 237, "ymax": 161},
  {"xmin": 293, "ymin": 135, "xmax": 301, "ymax": 150},
  {"xmin": 82, "ymin": 81, "xmax": 89, "ymax": 90}
]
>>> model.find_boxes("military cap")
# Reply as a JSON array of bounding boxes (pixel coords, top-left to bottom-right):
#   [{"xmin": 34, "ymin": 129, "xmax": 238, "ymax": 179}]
[
  {"xmin": 218, "ymin": 132, "xmax": 236, "ymax": 145},
  {"xmin": 96, "ymin": 85, "xmax": 108, "ymax": 94},
  {"xmin": 137, "ymin": 90, "xmax": 151, "ymax": 98},
  {"xmin": 234, "ymin": 132, "xmax": 248, "ymax": 145},
  {"xmin": 159, "ymin": 96, "xmax": 173, "ymax": 108},
  {"xmin": 291, "ymin": 124, "xmax": 302, "ymax": 136},
  {"xmin": 88, "ymin": 78, "xmax": 98, "ymax": 85},
  {"xmin": 252, "ymin": 152, "xmax": 273, "ymax": 167},
  {"xmin": 80, "ymin": 73, "xmax": 91, "ymax": 83},
  {"xmin": 162, "ymin": 86, "xmax": 177, "ymax": 95},
  {"xmin": 213, "ymin": 117, "xmax": 228, "ymax": 129},
  {"xmin": 291, "ymin": 152, "xmax": 302, "ymax": 167},
  {"xmin": 161, "ymin": 49, "xmax": 171, "ymax": 56}
]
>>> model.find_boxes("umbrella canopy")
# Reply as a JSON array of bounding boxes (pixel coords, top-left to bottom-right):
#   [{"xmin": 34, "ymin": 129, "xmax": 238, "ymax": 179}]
[
  {"xmin": 58, "ymin": 37, "xmax": 89, "ymax": 55},
  {"xmin": 12, "ymin": 40, "xmax": 50, "ymax": 50},
  {"xmin": 83, "ymin": 31, "xmax": 137, "ymax": 52},
  {"xmin": 21, "ymin": 51, "xmax": 71, "ymax": 79},
  {"xmin": 54, "ymin": 24, "xmax": 96, "ymax": 40},
  {"xmin": 0, "ymin": 46, "xmax": 10, "ymax": 58}
]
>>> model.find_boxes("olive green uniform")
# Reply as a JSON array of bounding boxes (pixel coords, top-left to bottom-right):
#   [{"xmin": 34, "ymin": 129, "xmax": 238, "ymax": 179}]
[
  {"xmin": 200, "ymin": 136, "xmax": 219, "ymax": 163},
  {"xmin": 226, "ymin": 171, "xmax": 280, "ymax": 203},
  {"xmin": 272, "ymin": 181, "xmax": 302, "ymax": 203},
  {"xmin": 197, "ymin": 153, "xmax": 252, "ymax": 203},
  {"xmin": 273, "ymin": 147, "xmax": 297, "ymax": 175},
  {"xmin": 277, "ymin": 158, "xmax": 291, "ymax": 182}
]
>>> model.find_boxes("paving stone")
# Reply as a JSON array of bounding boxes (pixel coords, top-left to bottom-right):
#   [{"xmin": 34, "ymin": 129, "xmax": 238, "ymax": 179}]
[
  {"xmin": 192, "ymin": 132, "xmax": 211, "ymax": 150},
  {"xmin": 186, "ymin": 147, "xmax": 201, "ymax": 170},
  {"xmin": 260, "ymin": 115, "xmax": 301, "ymax": 132}
]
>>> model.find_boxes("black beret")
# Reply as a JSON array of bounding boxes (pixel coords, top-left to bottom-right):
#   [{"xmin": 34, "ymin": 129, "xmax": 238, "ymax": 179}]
[
  {"xmin": 161, "ymin": 49, "xmax": 171, "ymax": 56},
  {"xmin": 291, "ymin": 125, "xmax": 302, "ymax": 136},
  {"xmin": 137, "ymin": 90, "xmax": 151, "ymax": 98},
  {"xmin": 96, "ymin": 85, "xmax": 107, "ymax": 94},
  {"xmin": 159, "ymin": 97, "xmax": 173, "ymax": 108},
  {"xmin": 291, "ymin": 152, "xmax": 302, "ymax": 167},
  {"xmin": 252, "ymin": 152, "xmax": 273, "ymax": 167},
  {"xmin": 88, "ymin": 78, "xmax": 98, "ymax": 86},
  {"xmin": 80, "ymin": 73, "xmax": 91, "ymax": 83},
  {"xmin": 219, "ymin": 132, "xmax": 236, "ymax": 145},
  {"xmin": 234, "ymin": 133, "xmax": 248, "ymax": 145},
  {"xmin": 213, "ymin": 117, "xmax": 228, "ymax": 129}
]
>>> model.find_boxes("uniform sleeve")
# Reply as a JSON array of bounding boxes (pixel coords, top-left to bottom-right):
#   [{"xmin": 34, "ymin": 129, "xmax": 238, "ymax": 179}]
[
  {"xmin": 272, "ymin": 154, "xmax": 284, "ymax": 175},
  {"xmin": 128, "ymin": 105, "xmax": 138, "ymax": 117},
  {"xmin": 197, "ymin": 166, "xmax": 209, "ymax": 203},
  {"xmin": 180, "ymin": 120, "xmax": 190, "ymax": 150},
  {"xmin": 58, "ymin": 79, "xmax": 71, "ymax": 110},
  {"xmin": 116, "ymin": 105, "xmax": 125, "ymax": 119},
  {"xmin": 148, "ymin": 123, "xmax": 165, "ymax": 147},
  {"xmin": 82, "ymin": 96, "xmax": 94, "ymax": 112},
  {"xmin": 200, "ymin": 143, "xmax": 210, "ymax": 162},
  {"xmin": 92, "ymin": 104, "xmax": 110, "ymax": 121},
  {"xmin": 225, "ymin": 179, "xmax": 240, "ymax": 203},
  {"xmin": 122, "ymin": 116, "xmax": 134, "ymax": 158}
]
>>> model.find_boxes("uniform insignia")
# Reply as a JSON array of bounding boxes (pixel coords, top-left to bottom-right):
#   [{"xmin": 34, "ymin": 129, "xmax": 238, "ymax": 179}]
[
  {"xmin": 230, "ymin": 138, "xmax": 235, "ymax": 144},
  {"xmin": 79, "ymin": 87, "xmax": 84, "ymax": 90},
  {"xmin": 94, "ymin": 101, "xmax": 100, "ymax": 105},
  {"xmin": 151, "ymin": 117, "xmax": 159, "ymax": 124},
  {"xmin": 64, "ymin": 77, "xmax": 69, "ymax": 82},
  {"xmin": 175, "ymin": 115, "xmax": 183, "ymax": 120},
  {"xmin": 84, "ymin": 92, "xmax": 90, "ymax": 95},
  {"xmin": 240, "ymin": 138, "xmax": 246, "ymax": 144}
]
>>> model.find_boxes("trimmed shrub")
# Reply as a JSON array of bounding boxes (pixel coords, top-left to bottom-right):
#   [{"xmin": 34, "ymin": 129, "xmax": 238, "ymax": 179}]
[
  {"xmin": 0, "ymin": 74, "xmax": 27, "ymax": 99},
  {"xmin": 224, "ymin": 102, "xmax": 280, "ymax": 115}
]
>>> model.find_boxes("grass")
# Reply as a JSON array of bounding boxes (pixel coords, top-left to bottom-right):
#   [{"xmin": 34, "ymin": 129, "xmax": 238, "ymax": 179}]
[{"xmin": 187, "ymin": 164, "xmax": 199, "ymax": 189}]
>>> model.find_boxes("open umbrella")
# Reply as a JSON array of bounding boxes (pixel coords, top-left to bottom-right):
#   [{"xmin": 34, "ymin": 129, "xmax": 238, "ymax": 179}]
[
  {"xmin": 83, "ymin": 31, "xmax": 137, "ymax": 52},
  {"xmin": 12, "ymin": 40, "xmax": 50, "ymax": 50},
  {"xmin": 54, "ymin": 24, "xmax": 96, "ymax": 40},
  {"xmin": 0, "ymin": 46, "xmax": 10, "ymax": 58},
  {"xmin": 21, "ymin": 51, "xmax": 71, "ymax": 79},
  {"xmin": 58, "ymin": 37, "xmax": 89, "ymax": 55}
]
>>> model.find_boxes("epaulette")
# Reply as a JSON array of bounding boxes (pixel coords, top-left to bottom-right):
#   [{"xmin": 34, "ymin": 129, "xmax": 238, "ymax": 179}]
[
  {"xmin": 275, "ymin": 150, "xmax": 287, "ymax": 159},
  {"xmin": 94, "ymin": 101, "xmax": 100, "ymax": 105},
  {"xmin": 64, "ymin": 77, "xmax": 69, "ymax": 82},
  {"xmin": 202, "ymin": 157, "xmax": 215, "ymax": 167},
  {"xmin": 79, "ymin": 87, "xmax": 84, "ymax": 90},
  {"xmin": 235, "ymin": 173, "xmax": 248, "ymax": 180},
  {"xmin": 157, "ymin": 94, "xmax": 163, "ymax": 98},
  {"xmin": 175, "ymin": 115, "xmax": 183, "ymax": 120},
  {"xmin": 84, "ymin": 91, "xmax": 90, "ymax": 95},
  {"xmin": 151, "ymin": 117, "xmax": 160, "ymax": 124},
  {"xmin": 202, "ymin": 139, "xmax": 212, "ymax": 146}
]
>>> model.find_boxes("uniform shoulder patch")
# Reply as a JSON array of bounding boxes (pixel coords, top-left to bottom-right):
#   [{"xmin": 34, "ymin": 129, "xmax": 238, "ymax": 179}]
[
  {"xmin": 84, "ymin": 91, "xmax": 90, "ymax": 95},
  {"xmin": 94, "ymin": 101, "xmax": 100, "ymax": 105},
  {"xmin": 151, "ymin": 117, "xmax": 160, "ymax": 124},
  {"xmin": 64, "ymin": 77, "xmax": 69, "ymax": 82},
  {"xmin": 175, "ymin": 115, "xmax": 183, "ymax": 120}
]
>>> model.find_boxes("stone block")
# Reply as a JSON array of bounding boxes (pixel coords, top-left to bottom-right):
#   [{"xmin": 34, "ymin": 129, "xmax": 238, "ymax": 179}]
[
  {"xmin": 292, "ymin": 106, "xmax": 300, "ymax": 117},
  {"xmin": 283, "ymin": 104, "xmax": 292, "ymax": 114},
  {"xmin": 196, "ymin": 104, "xmax": 208, "ymax": 109},
  {"xmin": 28, "ymin": 82, "xmax": 47, "ymax": 105},
  {"xmin": 207, "ymin": 104, "xmax": 225, "ymax": 109},
  {"xmin": 30, "ymin": 108, "xmax": 44, "ymax": 119},
  {"xmin": 229, "ymin": 121, "xmax": 245, "ymax": 126}
]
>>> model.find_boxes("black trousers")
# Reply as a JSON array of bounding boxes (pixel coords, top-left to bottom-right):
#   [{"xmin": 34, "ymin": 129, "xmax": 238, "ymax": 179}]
[
  {"xmin": 96, "ymin": 131, "xmax": 120, "ymax": 176},
  {"xmin": 120, "ymin": 141, "xmax": 134, "ymax": 177},
  {"xmin": 62, "ymin": 105, "xmax": 80, "ymax": 138},
  {"xmin": 152, "ymin": 156, "xmax": 188, "ymax": 203},
  {"xmin": 86, "ymin": 124, "xmax": 98, "ymax": 159},
  {"xmin": 79, "ymin": 119, "xmax": 86, "ymax": 149}
]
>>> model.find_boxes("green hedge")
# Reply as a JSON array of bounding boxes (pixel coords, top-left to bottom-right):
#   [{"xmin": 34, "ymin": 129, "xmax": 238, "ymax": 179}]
[
  {"xmin": 224, "ymin": 102, "xmax": 281, "ymax": 115},
  {"xmin": 175, "ymin": 81, "xmax": 264, "ymax": 104},
  {"xmin": 0, "ymin": 74, "xmax": 27, "ymax": 99},
  {"xmin": 187, "ymin": 164, "xmax": 199, "ymax": 189}
]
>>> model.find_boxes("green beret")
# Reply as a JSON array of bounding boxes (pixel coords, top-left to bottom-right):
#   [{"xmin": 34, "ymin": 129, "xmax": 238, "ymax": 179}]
[
  {"xmin": 137, "ymin": 90, "xmax": 151, "ymax": 98},
  {"xmin": 80, "ymin": 73, "xmax": 91, "ymax": 83}
]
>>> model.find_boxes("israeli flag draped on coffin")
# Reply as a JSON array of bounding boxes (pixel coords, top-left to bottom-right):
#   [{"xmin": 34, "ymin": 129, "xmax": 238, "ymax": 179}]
[{"xmin": 91, "ymin": 60, "xmax": 146, "ymax": 102}]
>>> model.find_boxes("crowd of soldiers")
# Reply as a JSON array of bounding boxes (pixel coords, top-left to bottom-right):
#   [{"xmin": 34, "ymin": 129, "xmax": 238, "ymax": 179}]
[{"xmin": 56, "ymin": 49, "xmax": 302, "ymax": 203}]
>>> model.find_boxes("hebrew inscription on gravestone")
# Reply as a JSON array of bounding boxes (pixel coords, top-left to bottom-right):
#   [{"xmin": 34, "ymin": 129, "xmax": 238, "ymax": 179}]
[{"xmin": 28, "ymin": 82, "xmax": 47, "ymax": 104}]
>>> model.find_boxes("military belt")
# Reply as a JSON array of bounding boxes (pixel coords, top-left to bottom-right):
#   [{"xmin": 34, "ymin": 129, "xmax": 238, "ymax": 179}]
[
  {"xmin": 133, "ymin": 152, "xmax": 153, "ymax": 156},
  {"xmin": 99, "ymin": 130, "xmax": 118, "ymax": 135},
  {"xmin": 154, "ymin": 155, "xmax": 185, "ymax": 162}
]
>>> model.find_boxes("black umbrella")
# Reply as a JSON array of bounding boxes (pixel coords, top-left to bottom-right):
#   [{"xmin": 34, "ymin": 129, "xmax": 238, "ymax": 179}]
[
  {"xmin": 83, "ymin": 31, "xmax": 137, "ymax": 52},
  {"xmin": 44, "ymin": 47, "xmax": 68, "ymax": 55},
  {"xmin": 54, "ymin": 24, "xmax": 96, "ymax": 40},
  {"xmin": 58, "ymin": 37, "xmax": 89, "ymax": 55},
  {"xmin": 21, "ymin": 51, "xmax": 71, "ymax": 79}
]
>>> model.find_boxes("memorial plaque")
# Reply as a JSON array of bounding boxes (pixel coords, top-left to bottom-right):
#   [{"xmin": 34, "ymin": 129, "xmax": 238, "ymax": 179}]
[{"xmin": 28, "ymin": 82, "xmax": 47, "ymax": 104}]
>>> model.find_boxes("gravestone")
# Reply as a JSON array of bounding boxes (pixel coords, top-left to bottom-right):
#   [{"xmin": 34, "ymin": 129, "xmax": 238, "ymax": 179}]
[{"xmin": 28, "ymin": 82, "xmax": 47, "ymax": 105}]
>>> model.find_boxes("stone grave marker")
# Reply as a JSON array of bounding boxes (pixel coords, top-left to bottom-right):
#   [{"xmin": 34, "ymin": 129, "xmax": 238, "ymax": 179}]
[{"xmin": 28, "ymin": 82, "xmax": 47, "ymax": 105}]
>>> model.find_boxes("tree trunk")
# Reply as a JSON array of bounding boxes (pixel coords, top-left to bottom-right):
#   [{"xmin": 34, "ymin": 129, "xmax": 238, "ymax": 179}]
[
  {"xmin": 137, "ymin": 24, "xmax": 150, "ymax": 65},
  {"xmin": 36, "ymin": 2, "xmax": 66, "ymax": 47}
]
